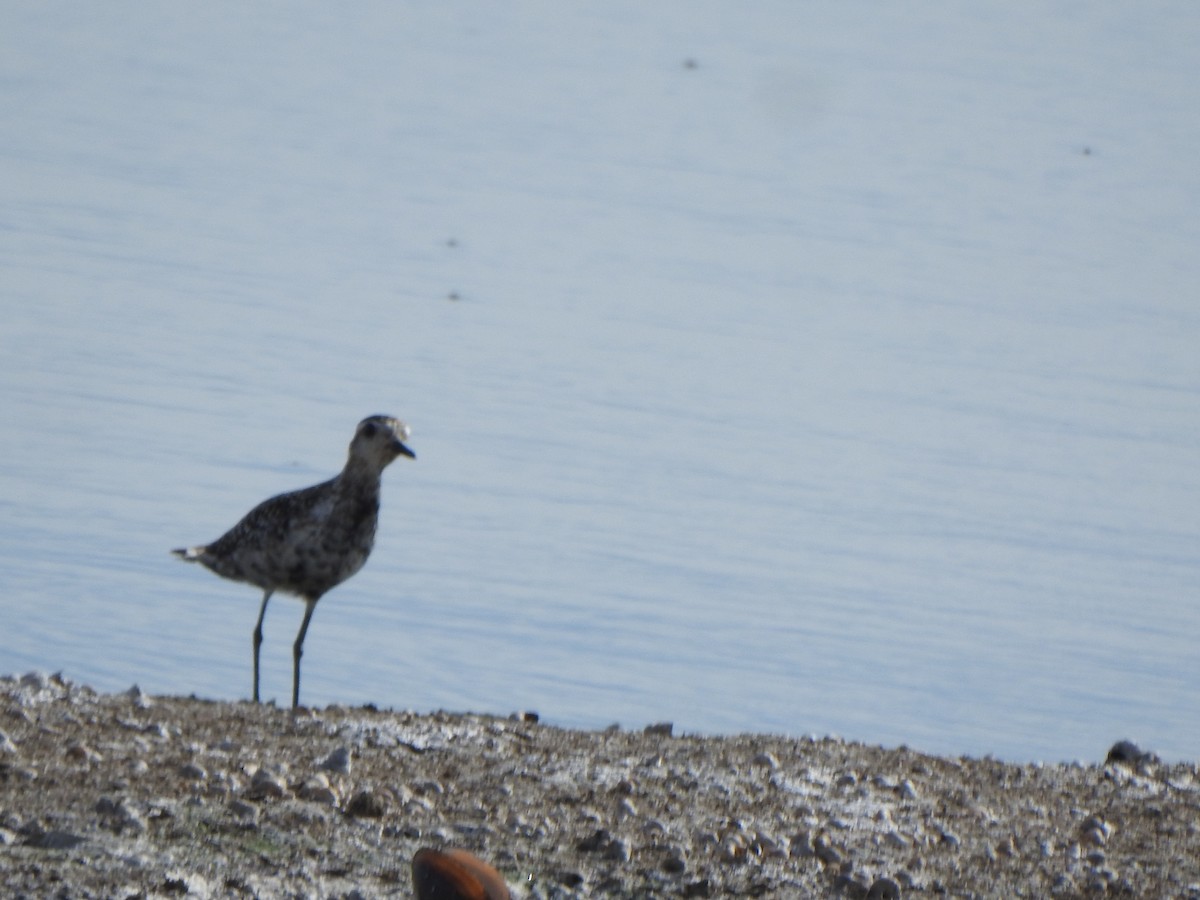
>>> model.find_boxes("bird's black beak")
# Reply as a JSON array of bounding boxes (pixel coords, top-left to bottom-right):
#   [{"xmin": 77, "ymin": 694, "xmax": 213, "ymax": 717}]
[{"xmin": 395, "ymin": 440, "xmax": 416, "ymax": 460}]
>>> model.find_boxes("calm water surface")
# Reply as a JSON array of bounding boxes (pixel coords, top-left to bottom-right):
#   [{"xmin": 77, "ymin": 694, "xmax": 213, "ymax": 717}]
[{"xmin": 2, "ymin": 3, "xmax": 1198, "ymax": 762}]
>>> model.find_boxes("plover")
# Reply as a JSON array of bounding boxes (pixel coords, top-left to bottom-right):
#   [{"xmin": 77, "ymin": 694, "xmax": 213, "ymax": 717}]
[{"xmin": 172, "ymin": 415, "xmax": 415, "ymax": 708}]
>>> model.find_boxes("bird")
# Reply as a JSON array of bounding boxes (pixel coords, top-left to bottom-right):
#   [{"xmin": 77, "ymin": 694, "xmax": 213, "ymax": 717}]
[{"xmin": 172, "ymin": 415, "xmax": 415, "ymax": 709}]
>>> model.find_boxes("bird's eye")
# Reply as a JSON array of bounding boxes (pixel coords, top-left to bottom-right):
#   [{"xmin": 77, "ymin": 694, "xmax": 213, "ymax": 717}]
[{"xmin": 362, "ymin": 422, "xmax": 377, "ymax": 438}]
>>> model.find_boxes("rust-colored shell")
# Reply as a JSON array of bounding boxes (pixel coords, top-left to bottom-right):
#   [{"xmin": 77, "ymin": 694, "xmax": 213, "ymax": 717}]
[{"xmin": 412, "ymin": 847, "xmax": 510, "ymax": 900}]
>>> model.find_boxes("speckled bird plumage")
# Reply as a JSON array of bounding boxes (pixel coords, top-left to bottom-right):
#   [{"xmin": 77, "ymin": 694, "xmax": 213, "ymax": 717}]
[{"xmin": 173, "ymin": 415, "xmax": 415, "ymax": 708}]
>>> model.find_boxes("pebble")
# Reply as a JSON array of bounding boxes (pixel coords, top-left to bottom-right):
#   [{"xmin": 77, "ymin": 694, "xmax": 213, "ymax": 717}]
[
  {"xmin": 995, "ymin": 835, "xmax": 1017, "ymax": 857},
  {"xmin": 604, "ymin": 837, "xmax": 632, "ymax": 862},
  {"xmin": 867, "ymin": 876, "xmax": 902, "ymax": 899},
  {"xmin": 413, "ymin": 778, "xmax": 445, "ymax": 796},
  {"xmin": 345, "ymin": 788, "xmax": 387, "ymax": 818},
  {"xmin": 751, "ymin": 751, "xmax": 779, "ymax": 769},
  {"xmin": 65, "ymin": 742, "xmax": 103, "ymax": 764},
  {"xmin": 884, "ymin": 829, "xmax": 911, "ymax": 850},
  {"xmin": 1080, "ymin": 814, "xmax": 1113, "ymax": 845},
  {"xmin": 228, "ymin": 799, "xmax": 259, "ymax": 824},
  {"xmin": 138, "ymin": 722, "xmax": 168, "ymax": 741},
  {"xmin": 661, "ymin": 850, "xmax": 687, "ymax": 873},
  {"xmin": 96, "ymin": 796, "xmax": 147, "ymax": 833},
  {"xmin": 26, "ymin": 829, "xmax": 88, "ymax": 850},
  {"xmin": 246, "ymin": 769, "xmax": 288, "ymax": 800},
  {"xmin": 719, "ymin": 837, "xmax": 746, "ymax": 864},
  {"xmin": 318, "ymin": 746, "xmax": 352, "ymax": 774},
  {"xmin": 124, "ymin": 684, "xmax": 153, "ymax": 709},
  {"xmin": 1105, "ymin": 740, "xmax": 1149, "ymax": 767},
  {"xmin": 20, "ymin": 671, "xmax": 49, "ymax": 690},
  {"xmin": 813, "ymin": 832, "xmax": 843, "ymax": 866},
  {"xmin": 297, "ymin": 773, "xmax": 340, "ymax": 805},
  {"xmin": 577, "ymin": 827, "xmax": 614, "ymax": 853}
]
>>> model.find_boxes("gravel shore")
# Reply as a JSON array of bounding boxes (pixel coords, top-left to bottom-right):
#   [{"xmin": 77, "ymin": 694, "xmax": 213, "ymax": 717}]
[{"xmin": 1, "ymin": 673, "xmax": 1197, "ymax": 898}]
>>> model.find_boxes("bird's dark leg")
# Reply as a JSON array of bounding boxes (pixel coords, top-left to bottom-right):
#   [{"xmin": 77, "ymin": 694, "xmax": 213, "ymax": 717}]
[
  {"xmin": 292, "ymin": 597, "xmax": 319, "ymax": 709},
  {"xmin": 253, "ymin": 590, "xmax": 272, "ymax": 703}
]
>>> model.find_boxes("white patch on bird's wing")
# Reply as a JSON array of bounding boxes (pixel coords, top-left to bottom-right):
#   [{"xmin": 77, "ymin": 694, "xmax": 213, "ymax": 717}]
[{"xmin": 308, "ymin": 494, "xmax": 336, "ymax": 522}]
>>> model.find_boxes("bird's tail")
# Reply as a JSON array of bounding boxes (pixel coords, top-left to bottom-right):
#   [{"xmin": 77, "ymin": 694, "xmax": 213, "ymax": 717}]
[{"xmin": 171, "ymin": 546, "xmax": 205, "ymax": 562}]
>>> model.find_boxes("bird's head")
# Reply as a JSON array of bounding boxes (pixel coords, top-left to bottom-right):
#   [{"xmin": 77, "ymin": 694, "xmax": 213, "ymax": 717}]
[{"xmin": 350, "ymin": 415, "xmax": 416, "ymax": 469}]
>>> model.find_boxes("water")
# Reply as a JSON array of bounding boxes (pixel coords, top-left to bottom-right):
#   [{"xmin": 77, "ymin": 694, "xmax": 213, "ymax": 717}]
[{"xmin": 2, "ymin": 2, "xmax": 1198, "ymax": 763}]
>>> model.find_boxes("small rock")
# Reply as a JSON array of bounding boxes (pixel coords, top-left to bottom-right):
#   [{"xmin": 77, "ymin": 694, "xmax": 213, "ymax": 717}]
[
  {"xmin": 813, "ymin": 833, "xmax": 842, "ymax": 866},
  {"xmin": 345, "ymin": 788, "xmax": 387, "ymax": 818},
  {"xmin": 0, "ymin": 731, "xmax": 16, "ymax": 754},
  {"xmin": 788, "ymin": 830, "xmax": 815, "ymax": 858},
  {"xmin": 754, "ymin": 830, "xmax": 786, "ymax": 858},
  {"xmin": 604, "ymin": 837, "xmax": 631, "ymax": 862},
  {"xmin": 833, "ymin": 873, "xmax": 869, "ymax": 895},
  {"xmin": 1106, "ymin": 740, "xmax": 1149, "ymax": 766},
  {"xmin": 1080, "ymin": 815, "xmax": 1113, "ymax": 845},
  {"xmin": 884, "ymin": 830, "xmax": 910, "ymax": 850},
  {"xmin": 180, "ymin": 762, "xmax": 207, "ymax": 781},
  {"xmin": 228, "ymin": 799, "xmax": 259, "ymax": 823},
  {"xmin": 66, "ymin": 742, "xmax": 102, "ymax": 764},
  {"xmin": 662, "ymin": 850, "xmax": 687, "ymax": 874},
  {"xmin": 298, "ymin": 774, "xmax": 340, "ymax": 806},
  {"xmin": 246, "ymin": 769, "xmax": 288, "ymax": 800},
  {"xmin": 642, "ymin": 817, "xmax": 668, "ymax": 837},
  {"xmin": 318, "ymin": 746, "xmax": 352, "ymax": 775},
  {"xmin": 577, "ymin": 828, "xmax": 614, "ymax": 853},
  {"xmin": 96, "ymin": 796, "xmax": 147, "ymax": 833},
  {"xmin": 867, "ymin": 876, "xmax": 902, "ymax": 899},
  {"xmin": 719, "ymin": 837, "xmax": 746, "ymax": 864},
  {"xmin": 125, "ymin": 684, "xmax": 153, "ymax": 708},
  {"xmin": 1051, "ymin": 873, "xmax": 1076, "ymax": 895},
  {"xmin": 751, "ymin": 751, "xmax": 779, "ymax": 769},
  {"xmin": 26, "ymin": 829, "xmax": 87, "ymax": 850},
  {"xmin": 20, "ymin": 671, "xmax": 48, "ymax": 690}
]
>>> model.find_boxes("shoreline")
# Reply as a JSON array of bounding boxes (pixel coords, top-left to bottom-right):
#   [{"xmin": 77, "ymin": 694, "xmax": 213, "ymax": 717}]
[{"xmin": 2, "ymin": 672, "xmax": 1197, "ymax": 897}]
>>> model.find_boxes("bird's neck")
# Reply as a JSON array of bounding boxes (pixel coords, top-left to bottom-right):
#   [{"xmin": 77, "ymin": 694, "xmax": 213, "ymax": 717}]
[{"xmin": 338, "ymin": 458, "xmax": 384, "ymax": 494}]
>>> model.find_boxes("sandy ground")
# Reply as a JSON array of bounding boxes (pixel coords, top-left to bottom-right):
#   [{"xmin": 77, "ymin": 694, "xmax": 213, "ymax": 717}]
[{"xmin": 1, "ymin": 672, "xmax": 1198, "ymax": 899}]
